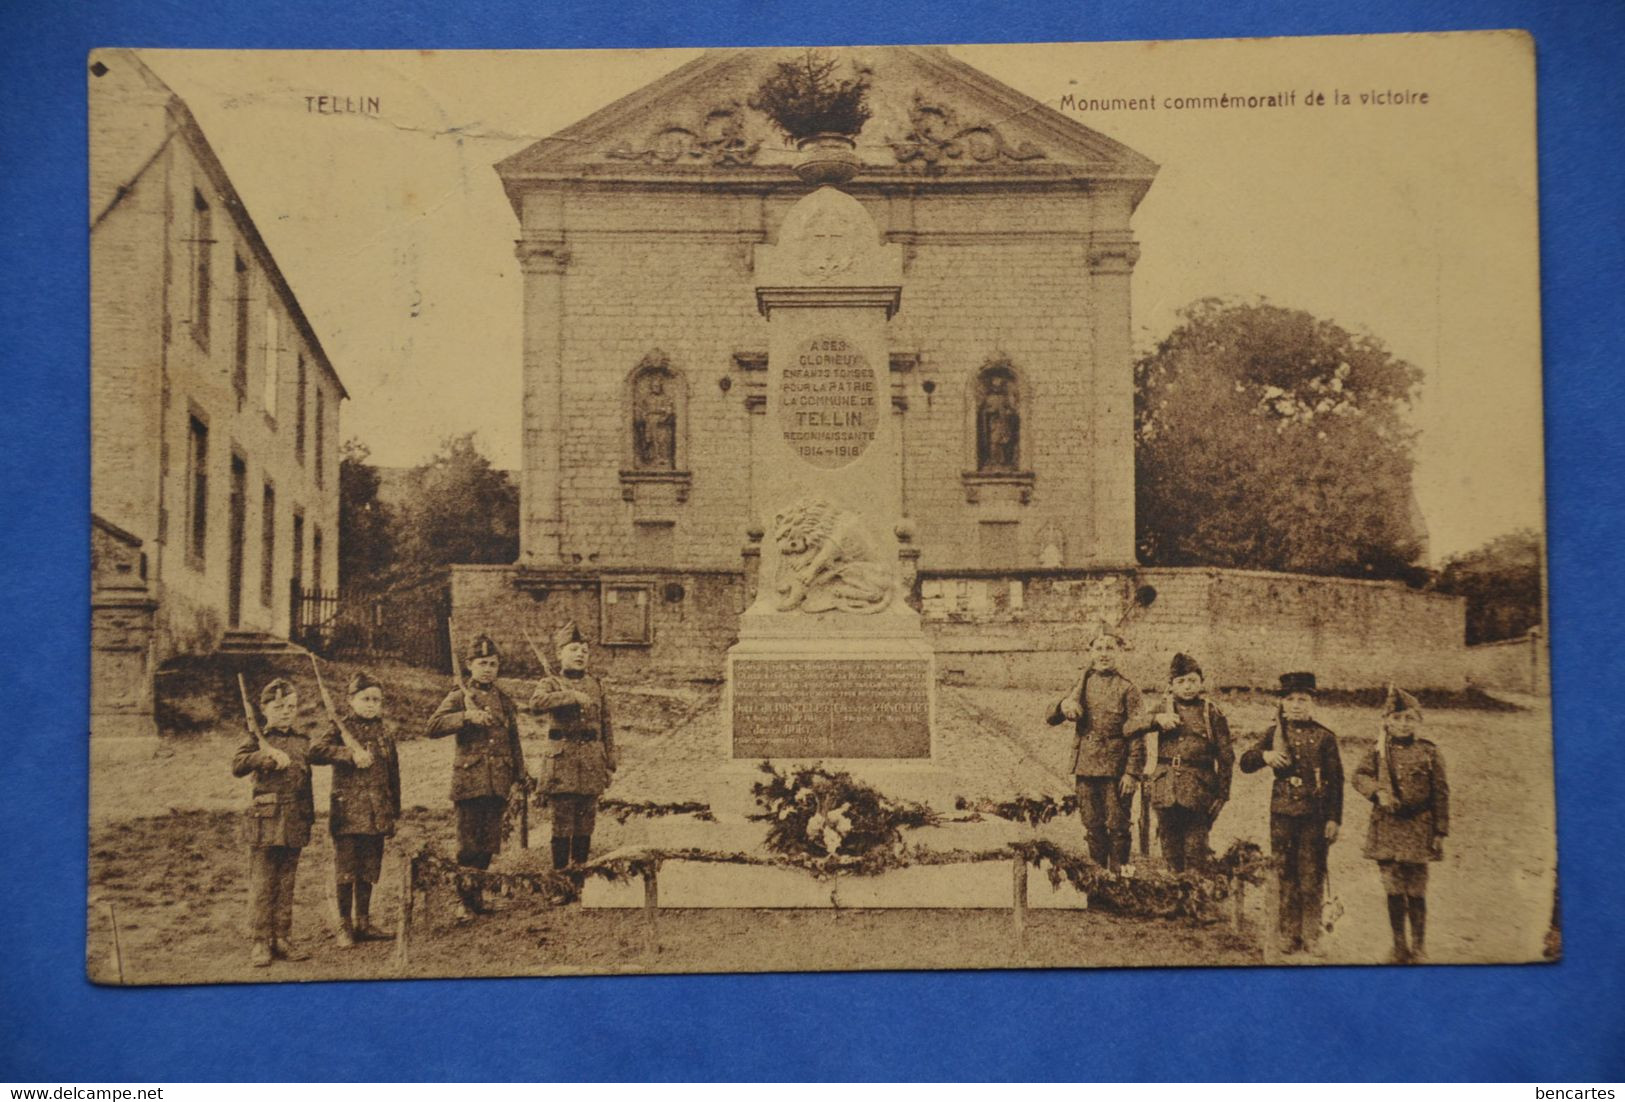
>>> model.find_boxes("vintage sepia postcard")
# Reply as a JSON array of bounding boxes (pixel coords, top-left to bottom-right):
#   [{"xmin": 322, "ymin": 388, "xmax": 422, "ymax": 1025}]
[{"xmin": 87, "ymin": 33, "xmax": 1554, "ymax": 985}]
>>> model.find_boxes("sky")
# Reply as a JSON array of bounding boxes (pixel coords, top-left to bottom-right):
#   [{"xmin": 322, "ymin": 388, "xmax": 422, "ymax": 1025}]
[{"xmin": 139, "ymin": 34, "xmax": 1546, "ymax": 562}]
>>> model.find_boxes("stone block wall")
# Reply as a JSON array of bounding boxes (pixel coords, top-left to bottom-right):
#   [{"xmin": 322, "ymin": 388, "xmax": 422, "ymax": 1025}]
[
  {"xmin": 455, "ymin": 563, "xmax": 1469, "ymax": 691},
  {"xmin": 1465, "ymin": 630, "xmax": 1549, "ymax": 695}
]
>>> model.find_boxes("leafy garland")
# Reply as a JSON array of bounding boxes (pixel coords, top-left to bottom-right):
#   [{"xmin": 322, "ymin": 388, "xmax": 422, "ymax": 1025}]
[
  {"xmin": 953, "ymin": 793, "xmax": 1080, "ymax": 827},
  {"xmin": 409, "ymin": 837, "xmax": 1266, "ymax": 924},
  {"xmin": 598, "ymin": 798, "xmax": 716, "ymax": 824}
]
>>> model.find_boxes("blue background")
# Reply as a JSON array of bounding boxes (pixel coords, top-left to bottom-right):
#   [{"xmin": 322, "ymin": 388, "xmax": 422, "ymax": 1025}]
[{"xmin": 3, "ymin": 0, "xmax": 1621, "ymax": 1083}]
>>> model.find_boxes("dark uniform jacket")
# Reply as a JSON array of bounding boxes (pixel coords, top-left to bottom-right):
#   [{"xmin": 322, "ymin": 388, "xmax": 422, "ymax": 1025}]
[
  {"xmin": 531, "ymin": 671, "xmax": 616, "ymax": 796},
  {"xmin": 232, "ymin": 725, "xmax": 339, "ymax": 848},
  {"xmin": 314, "ymin": 715, "xmax": 402, "ymax": 837},
  {"xmin": 1353, "ymin": 736, "xmax": 1449, "ymax": 862},
  {"xmin": 426, "ymin": 682, "xmax": 525, "ymax": 803},
  {"xmin": 1045, "ymin": 668, "xmax": 1150, "ymax": 777},
  {"xmin": 1148, "ymin": 696, "xmax": 1234, "ymax": 814},
  {"xmin": 1239, "ymin": 717, "xmax": 1345, "ymax": 822}
]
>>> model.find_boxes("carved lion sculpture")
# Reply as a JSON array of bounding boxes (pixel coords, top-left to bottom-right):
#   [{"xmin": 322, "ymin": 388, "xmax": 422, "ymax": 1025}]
[{"xmin": 771, "ymin": 499, "xmax": 895, "ymax": 614}]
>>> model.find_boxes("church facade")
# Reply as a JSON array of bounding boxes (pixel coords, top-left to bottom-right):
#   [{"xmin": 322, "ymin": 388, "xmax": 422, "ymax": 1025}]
[{"xmin": 454, "ymin": 46, "xmax": 1469, "ymax": 689}]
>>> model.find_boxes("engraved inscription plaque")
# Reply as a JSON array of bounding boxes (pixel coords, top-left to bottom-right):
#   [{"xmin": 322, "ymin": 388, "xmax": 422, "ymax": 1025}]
[
  {"xmin": 778, "ymin": 335, "xmax": 879, "ymax": 469},
  {"xmin": 731, "ymin": 658, "xmax": 931, "ymax": 759}
]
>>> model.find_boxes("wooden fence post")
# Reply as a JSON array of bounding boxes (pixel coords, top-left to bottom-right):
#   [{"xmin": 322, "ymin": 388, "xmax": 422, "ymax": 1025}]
[
  {"xmin": 1011, "ymin": 856, "xmax": 1029, "ymax": 947},
  {"xmin": 1231, "ymin": 875, "xmax": 1248, "ymax": 934},
  {"xmin": 394, "ymin": 853, "xmax": 415, "ymax": 970},
  {"xmin": 106, "ymin": 902, "xmax": 126, "ymax": 985},
  {"xmin": 642, "ymin": 865, "xmax": 660, "ymax": 960}
]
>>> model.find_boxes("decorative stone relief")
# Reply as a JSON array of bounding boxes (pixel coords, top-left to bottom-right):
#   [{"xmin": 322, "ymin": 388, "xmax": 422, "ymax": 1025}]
[
  {"xmin": 889, "ymin": 94, "xmax": 1046, "ymax": 170},
  {"xmin": 771, "ymin": 498, "xmax": 895, "ymax": 614},
  {"xmin": 606, "ymin": 102, "xmax": 762, "ymax": 166}
]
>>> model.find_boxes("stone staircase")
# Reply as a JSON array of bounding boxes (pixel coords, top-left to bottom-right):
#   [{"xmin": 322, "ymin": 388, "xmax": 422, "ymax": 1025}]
[{"xmin": 217, "ymin": 629, "xmax": 306, "ymax": 657}]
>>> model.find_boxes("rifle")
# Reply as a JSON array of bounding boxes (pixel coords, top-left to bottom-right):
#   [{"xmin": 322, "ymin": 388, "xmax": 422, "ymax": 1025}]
[
  {"xmin": 306, "ymin": 651, "xmax": 372, "ymax": 769},
  {"xmin": 1139, "ymin": 687, "xmax": 1169, "ymax": 859},
  {"xmin": 521, "ymin": 624, "xmax": 555, "ymax": 679},
  {"xmin": 1375, "ymin": 682, "xmax": 1398, "ymax": 811},
  {"xmin": 236, "ymin": 673, "xmax": 288, "ymax": 769},
  {"xmin": 453, "ymin": 629, "xmax": 528, "ymax": 849}
]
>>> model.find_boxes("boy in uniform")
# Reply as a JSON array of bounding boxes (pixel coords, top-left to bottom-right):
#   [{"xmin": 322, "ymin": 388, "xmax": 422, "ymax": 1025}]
[
  {"xmin": 232, "ymin": 678, "xmax": 340, "ymax": 967},
  {"xmin": 1046, "ymin": 631, "xmax": 1151, "ymax": 870},
  {"xmin": 531, "ymin": 621, "xmax": 618, "ymax": 870},
  {"xmin": 1239, "ymin": 671, "xmax": 1345, "ymax": 955},
  {"xmin": 1146, "ymin": 652, "xmax": 1234, "ymax": 871},
  {"xmin": 314, "ymin": 671, "xmax": 401, "ymax": 948},
  {"xmin": 1352, "ymin": 686, "xmax": 1449, "ymax": 963},
  {"xmin": 426, "ymin": 634, "xmax": 527, "ymax": 921}
]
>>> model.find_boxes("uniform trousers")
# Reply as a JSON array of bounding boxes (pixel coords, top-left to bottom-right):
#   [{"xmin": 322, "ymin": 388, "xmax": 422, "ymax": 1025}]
[
  {"xmin": 247, "ymin": 845, "xmax": 301, "ymax": 940},
  {"xmin": 1378, "ymin": 859, "xmax": 1429, "ymax": 897},
  {"xmin": 456, "ymin": 796, "xmax": 507, "ymax": 868},
  {"xmin": 549, "ymin": 793, "xmax": 598, "ymax": 836},
  {"xmin": 1075, "ymin": 776, "xmax": 1132, "ymax": 868},
  {"xmin": 1270, "ymin": 813, "xmax": 1328, "ymax": 946},
  {"xmin": 1156, "ymin": 805, "xmax": 1213, "ymax": 872},
  {"xmin": 333, "ymin": 834, "xmax": 385, "ymax": 884}
]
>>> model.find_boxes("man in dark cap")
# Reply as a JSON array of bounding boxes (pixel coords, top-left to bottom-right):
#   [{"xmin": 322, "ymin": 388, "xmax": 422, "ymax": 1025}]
[
  {"xmin": 232, "ymin": 678, "xmax": 341, "ymax": 967},
  {"xmin": 314, "ymin": 670, "xmax": 401, "ymax": 947},
  {"xmin": 1146, "ymin": 652, "xmax": 1234, "ymax": 871},
  {"xmin": 1046, "ymin": 628, "xmax": 1153, "ymax": 870},
  {"xmin": 1239, "ymin": 671, "xmax": 1345, "ymax": 955},
  {"xmin": 531, "ymin": 621, "xmax": 618, "ymax": 870},
  {"xmin": 1353, "ymin": 685, "xmax": 1449, "ymax": 963},
  {"xmin": 426, "ymin": 633, "xmax": 527, "ymax": 921}
]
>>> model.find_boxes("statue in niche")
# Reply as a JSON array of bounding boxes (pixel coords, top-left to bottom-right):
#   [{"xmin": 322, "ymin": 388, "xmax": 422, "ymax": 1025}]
[
  {"xmin": 632, "ymin": 368, "xmax": 678, "ymax": 470},
  {"xmin": 772, "ymin": 498, "xmax": 894, "ymax": 614},
  {"xmin": 977, "ymin": 367, "xmax": 1021, "ymax": 471}
]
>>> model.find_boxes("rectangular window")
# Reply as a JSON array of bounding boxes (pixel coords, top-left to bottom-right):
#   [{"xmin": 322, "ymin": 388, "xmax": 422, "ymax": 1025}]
[
  {"xmin": 295, "ymin": 356, "xmax": 307, "ymax": 464},
  {"xmin": 190, "ymin": 190, "xmax": 212, "ymax": 351},
  {"xmin": 262, "ymin": 307, "xmax": 279, "ymax": 418},
  {"xmin": 315, "ymin": 389, "xmax": 325, "ymax": 488},
  {"xmin": 312, "ymin": 526, "xmax": 324, "ymax": 594},
  {"xmin": 260, "ymin": 482, "xmax": 276, "ymax": 607},
  {"xmin": 232, "ymin": 255, "xmax": 249, "ymax": 403},
  {"xmin": 601, "ymin": 583, "xmax": 654, "ymax": 646},
  {"xmin": 186, "ymin": 415, "xmax": 209, "ymax": 565}
]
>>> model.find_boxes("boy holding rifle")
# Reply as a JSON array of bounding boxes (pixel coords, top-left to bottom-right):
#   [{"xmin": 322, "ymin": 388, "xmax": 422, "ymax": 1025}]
[
  {"xmin": 1146, "ymin": 652, "xmax": 1235, "ymax": 871},
  {"xmin": 232, "ymin": 677, "xmax": 341, "ymax": 968},
  {"xmin": 1239, "ymin": 671, "xmax": 1345, "ymax": 956},
  {"xmin": 426, "ymin": 634, "xmax": 527, "ymax": 922},
  {"xmin": 313, "ymin": 671, "xmax": 402, "ymax": 948},
  {"xmin": 530, "ymin": 621, "xmax": 618, "ymax": 870},
  {"xmin": 1353, "ymin": 686, "xmax": 1449, "ymax": 963},
  {"xmin": 1046, "ymin": 630, "xmax": 1152, "ymax": 871}
]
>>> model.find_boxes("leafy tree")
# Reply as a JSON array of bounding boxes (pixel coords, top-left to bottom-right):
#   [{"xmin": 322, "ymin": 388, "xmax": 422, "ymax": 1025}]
[
  {"xmin": 394, "ymin": 432, "xmax": 519, "ymax": 570},
  {"xmin": 1135, "ymin": 297, "xmax": 1426, "ymax": 580},
  {"xmin": 750, "ymin": 49, "xmax": 872, "ymax": 142},
  {"xmin": 1434, "ymin": 528, "xmax": 1544, "ymax": 644},
  {"xmin": 338, "ymin": 438, "xmax": 395, "ymax": 588}
]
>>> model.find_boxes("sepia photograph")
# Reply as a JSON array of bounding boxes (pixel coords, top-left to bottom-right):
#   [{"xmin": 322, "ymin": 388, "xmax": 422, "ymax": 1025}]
[{"xmin": 86, "ymin": 33, "xmax": 1555, "ymax": 985}]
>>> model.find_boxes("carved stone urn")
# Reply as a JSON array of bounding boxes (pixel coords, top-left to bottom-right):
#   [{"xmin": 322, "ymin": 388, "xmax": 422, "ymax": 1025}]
[{"xmin": 794, "ymin": 132, "xmax": 861, "ymax": 186}]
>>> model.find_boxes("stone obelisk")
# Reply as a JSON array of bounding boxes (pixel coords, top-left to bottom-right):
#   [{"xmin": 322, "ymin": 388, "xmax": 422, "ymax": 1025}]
[{"xmin": 719, "ymin": 185, "xmax": 939, "ymax": 804}]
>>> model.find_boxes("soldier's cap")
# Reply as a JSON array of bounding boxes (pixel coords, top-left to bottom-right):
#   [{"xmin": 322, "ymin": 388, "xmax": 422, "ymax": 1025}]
[
  {"xmin": 347, "ymin": 671, "xmax": 381, "ymax": 697},
  {"xmin": 1383, "ymin": 684, "xmax": 1424, "ymax": 721},
  {"xmin": 1279, "ymin": 671, "xmax": 1317, "ymax": 696},
  {"xmin": 464, "ymin": 634, "xmax": 500, "ymax": 662},
  {"xmin": 1170, "ymin": 652, "xmax": 1203, "ymax": 679},
  {"xmin": 259, "ymin": 678, "xmax": 297, "ymax": 706},
  {"xmin": 553, "ymin": 620, "xmax": 586, "ymax": 652},
  {"xmin": 1085, "ymin": 619, "xmax": 1125, "ymax": 648}
]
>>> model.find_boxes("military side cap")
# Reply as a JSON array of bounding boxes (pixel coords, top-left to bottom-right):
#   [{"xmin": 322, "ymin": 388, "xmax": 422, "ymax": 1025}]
[
  {"xmin": 347, "ymin": 671, "xmax": 381, "ymax": 697},
  {"xmin": 1170, "ymin": 652, "xmax": 1203, "ymax": 679},
  {"xmin": 465, "ymin": 633, "xmax": 500, "ymax": 661},
  {"xmin": 553, "ymin": 620, "xmax": 585, "ymax": 652},
  {"xmin": 1279, "ymin": 671, "xmax": 1317, "ymax": 695},
  {"xmin": 259, "ymin": 678, "xmax": 297, "ymax": 706},
  {"xmin": 1384, "ymin": 684, "xmax": 1424, "ymax": 720}
]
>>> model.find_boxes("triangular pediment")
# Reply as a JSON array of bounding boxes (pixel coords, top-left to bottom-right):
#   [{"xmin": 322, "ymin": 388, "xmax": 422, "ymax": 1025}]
[{"xmin": 496, "ymin": 46, "xmax": 1157, "ymax": 205}]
